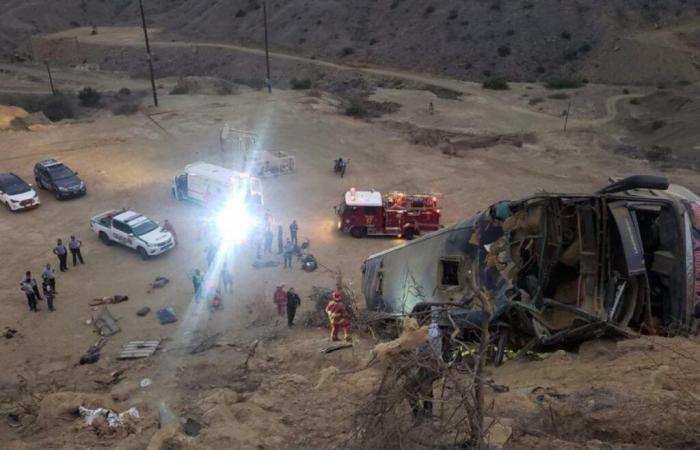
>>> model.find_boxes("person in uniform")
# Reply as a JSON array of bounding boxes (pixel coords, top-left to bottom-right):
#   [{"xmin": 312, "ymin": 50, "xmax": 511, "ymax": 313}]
[
  {"xmin": 69, "ymin": 235, "xmax": 85, "ymax": 266},
  {"xmin": 286, "ymin": 288, "xmax": 301, "ymax": 327},
  {"xmin": 20, "ymin": 274, "xmax": 38, "ymax": 312},
  {"xmin": 325, "ymin": 290, "xmax": 352, "ymax": 341},
  {"xmin": 274, "ymin": 285, "xmax": 287, "ymax": 316},
  {"xmin": 42, "ymin": 263, "xmax": 57, "ymax": 293},
  {"xmin": 53, "ymin": 239, "xmax": 69, "ymax": 272}
]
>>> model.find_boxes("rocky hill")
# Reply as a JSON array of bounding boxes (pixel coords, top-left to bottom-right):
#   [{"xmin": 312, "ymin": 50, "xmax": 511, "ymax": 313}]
[{"xmin": 2, "ymin": 0, "xmax": 700, "ymax": 84}]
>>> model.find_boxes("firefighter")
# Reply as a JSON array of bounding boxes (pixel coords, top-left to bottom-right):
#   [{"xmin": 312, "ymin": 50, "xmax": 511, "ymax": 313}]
[
  {"xmin": 264, "ymin": 227, "xmax": 273, "ymax": 254},
  {"xmin": 325, "ymin": 290, "xmax": 352, "ymax": 341},
  {"xmin": 274, "ymin": 285, "xmax": 287, "ymax": 316}
]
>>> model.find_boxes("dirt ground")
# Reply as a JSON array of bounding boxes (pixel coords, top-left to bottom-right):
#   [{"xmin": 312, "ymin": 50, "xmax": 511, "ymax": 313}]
[{"xmin": 1, "ymin": 27, "xmax": 700, "ymax": 450}]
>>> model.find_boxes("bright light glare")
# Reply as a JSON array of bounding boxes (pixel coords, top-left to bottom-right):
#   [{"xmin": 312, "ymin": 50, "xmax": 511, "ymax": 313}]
[{"xmin": 216, "ymin": 195, "xmax": 256, "ymax": 246}]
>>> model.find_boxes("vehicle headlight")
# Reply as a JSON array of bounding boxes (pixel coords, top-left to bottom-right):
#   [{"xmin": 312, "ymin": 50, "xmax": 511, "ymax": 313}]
[{"xmin": 9, "ymin": 198, "xmax": 18, "ymax": 203}]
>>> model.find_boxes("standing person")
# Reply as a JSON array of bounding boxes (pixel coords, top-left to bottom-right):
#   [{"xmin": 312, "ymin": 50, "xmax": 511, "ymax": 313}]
[
  {"xmin": 53, "ymin": 239, "xmax": 68, "ymax": 272},
  {"xmin": 264, "ymin": 227, "xmax": 273, "ymax": 254},
  {"xmin": 22, "ymin": 271, "xmax": 43, "ymax": 301},
  {"xmin": 69, "ymin": 235, "xmax": 85, "ymax": 266},
  {"xmin": 286, "ymin": 288, "xmax": 301, "ymax": 327},
  {"xmin": 325, "ymin": 291, "xmax": 352, "ymax": 342},
  {"xmin": 277, "ymin": 225, "xmax": 284, "ymax": 254},
  {"xmin": 273, "ymin": 285, "xmax": 287, "ymax": 316},
  {"xmin": 289, "ymin": 220, "xmax": 299, "ymax": 245},
  {"xmin": 41, "ymin": 263, "xmax": 56, "ymax": 293},
  {"xmin": 192, "ymin": 269, "xmax": 204, "ymax": 303},
  {"xmin": 20, "ymin": 276, "xmax": 38, "ymax": 312},
  {"xmin": 283, "ymin": 239, "xmax": 294, "ymax": 269},
  {"xmin": 264, "ymin": 209, "xmax": 273, "ymax": 229},
  {"xmin": 163, "ymin": 220, "xmax": 178, "ymax": 245},
  {"xmin": 44, "ymin": 283, "xmax": 56, "ymax": 312}
]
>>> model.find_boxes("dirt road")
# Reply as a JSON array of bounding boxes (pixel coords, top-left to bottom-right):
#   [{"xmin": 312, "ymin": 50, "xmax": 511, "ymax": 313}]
[{"xmin": 1, "ymin": 39, "xmax": 700, "ymax": 448}]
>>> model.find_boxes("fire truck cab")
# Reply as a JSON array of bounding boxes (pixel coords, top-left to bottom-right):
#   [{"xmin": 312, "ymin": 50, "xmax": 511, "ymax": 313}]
[{"xmin": 336, "ymin": 188, "xmax": 442, "ymax": 239}]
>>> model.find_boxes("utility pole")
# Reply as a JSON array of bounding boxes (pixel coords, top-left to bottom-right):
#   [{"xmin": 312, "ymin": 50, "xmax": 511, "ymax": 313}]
[
  {"xmin": 138, "ymin": 0, "xmax": 159, "ymax": 107},
  {"xmin": 44, "ymin": 61, "xmax": 55, "ymax": 95},
  {"xmin": 263, "ymin": 1, "xmax": 271, "ymax": 93}
]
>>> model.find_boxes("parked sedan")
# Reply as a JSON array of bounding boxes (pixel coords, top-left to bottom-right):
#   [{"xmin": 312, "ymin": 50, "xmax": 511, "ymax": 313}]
[
  {"xmin": 0, "ymin": 173, "xmax": 40, "ymax": 211},
  {"xmin": 34, "ymin": 159, "xmax": 86, "ymax": 199}
]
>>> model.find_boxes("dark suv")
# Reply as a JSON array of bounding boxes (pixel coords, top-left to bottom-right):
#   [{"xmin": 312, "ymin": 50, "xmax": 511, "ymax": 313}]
[{"xmin": 33, "ymin": 159, "xmax": 86, "ymax": 199}]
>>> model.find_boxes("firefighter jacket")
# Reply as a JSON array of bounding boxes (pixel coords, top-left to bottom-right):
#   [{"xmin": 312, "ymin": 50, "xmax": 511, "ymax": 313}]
[
  {"xmin": 274, "ymin": 287, "xmax": 287, "ymax": 305},
  {"xmin": 325, "ymin": 299, "xmax": 349, "ymax": 325}
]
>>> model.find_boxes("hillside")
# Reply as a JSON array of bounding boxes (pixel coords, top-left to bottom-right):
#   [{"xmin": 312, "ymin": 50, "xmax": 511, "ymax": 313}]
[{"xmin": 2, "ymin": 0, "xmax": 700, "ymax": 84}]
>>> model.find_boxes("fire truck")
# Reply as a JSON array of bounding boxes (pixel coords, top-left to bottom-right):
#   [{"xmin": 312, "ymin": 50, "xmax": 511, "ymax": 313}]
[{"xmin": 335, "ymin": 188, "xmax": 442, "ymax": 239}]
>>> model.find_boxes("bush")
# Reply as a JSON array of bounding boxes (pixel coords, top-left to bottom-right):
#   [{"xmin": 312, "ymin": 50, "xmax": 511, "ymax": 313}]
[
  {"xmin": 579, "ymin": 42, "xmax": 592, "ymax": 53},
  {"xmin": 170, "ymin": 78, "xmax": 196, "ymax": 95},
  {"xmin": 497, "ymin": 45, "xmax": 511, "ymax": 57},
  {"xmin": 340, "ymin": 47, "xmax": 355, "ymax": 57},
  {"xmin": 424, "ymin": 5, "xmax": 435, "ymax": 16},
  {"xmin": 235, "ymin": 9, "xmax": 246, "ymax": 18},
  {"xmin": 290, "ymin": 78, "xmax": 312, "ymax": 90},
  {"xmin": 118, "ymin": 87, "xmax": 131, "ymax": 96},
  {"xmin": 77, "ymin": 87, "xmax": 101, "ymax": 107},
  {"xmin": 345, "ymin": 97, "xmax": 368, "ymax": 117},
  {"xmin": 448, "ymin": 8, "xmax": 458, "ymax": 20},
  {"xmin": 629, "ymin": 97, "xmax": 640, "ymax": 105},
  {"xmin": 42, "ymin": 93, "xmax": 75, "ymax": 121},
  {"xmin": 482, "ymin": 78, "xmax": 509, "ymax": 90},
  {"xmin": 544, "ymin": 79, "xmax": 582, "ymax": 89},
  {"xmin": 561, "ymin": 31, "xmax": 572, "ymax": 40},
  {"xmin": 112, "ymin": 102, "xmax": 139, "ymax": 115}
]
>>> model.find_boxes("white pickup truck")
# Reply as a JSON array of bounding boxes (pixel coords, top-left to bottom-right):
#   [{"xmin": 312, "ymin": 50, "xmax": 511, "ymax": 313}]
[{"xmin": 90, "ymin": 209, "xmax": 176, "ymax": 259}]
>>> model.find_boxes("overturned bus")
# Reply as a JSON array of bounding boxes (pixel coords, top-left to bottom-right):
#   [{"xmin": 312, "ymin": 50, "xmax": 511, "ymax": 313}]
[{"xmin": 362, "ymin": 176, "xmax": 700, "ymax": 358}]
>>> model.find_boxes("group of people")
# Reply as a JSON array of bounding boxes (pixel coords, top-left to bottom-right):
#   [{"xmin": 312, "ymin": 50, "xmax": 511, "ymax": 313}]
[
  {"xmin": 20, "ymin": 235, "xmax": 86, "ymax": 312},
  {"xmin": 257, "ymin": 211, "xmax": 299, "ymax": 270},
  {"xmin": 273, "ymin": 285, "xmax": 302, "ymax": 327}
]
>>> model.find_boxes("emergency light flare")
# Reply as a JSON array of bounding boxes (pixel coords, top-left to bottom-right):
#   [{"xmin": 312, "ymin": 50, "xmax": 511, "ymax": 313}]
[{"xmin": 216, "ymin": 195, "xmax": 257, "ymax": 248}]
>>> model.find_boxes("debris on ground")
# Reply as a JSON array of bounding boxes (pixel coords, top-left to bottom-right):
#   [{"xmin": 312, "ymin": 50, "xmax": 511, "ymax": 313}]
[
  {"xmin": 320, "ymin": 343, "xmax": 353, "ymax": 354},
  {"xmin": 140, "ymin": 378, "xmax": 153, "ymax": 388},
  {"xmin": 300, "ymin": 253, "xmax": 318, "ymax": 272},
  {"xmin": 92, "ymin": 307, "xmax": 121, "ymax": 336},
  {"xmin": 79, "ymin": 338, "xmax": 107, "ymax": 365},
  {"xmin": 157, "ymin": 307, "xmax": 177, "ymax": 324},
  {"xmin": 182, "ymin": 417, "xmax": 202, "ymax": 437},
  {"xmin": 94, "ymin": 369, "xmax": 126, "ymax": 387},
  {"xmin": 78, "ymin": 405, "xmax": 140, "ymax": 428},
  {"xmin": 189, "ymin": 332, "xmax": 221, "ymax": 354},
  {"xmin": 3, "ymin": 327, "xmax": 18, "ymax": 339},
  {"xmin": 136, "ymin": 306, "xmax": 151, "ymax": 317},
  {"xmin": 118, "ymin": 339, "xmax": 161, "ymax": 359},
  {"xmin": 148, "ymin": 276, "xmax": 170, "ymax": 293},
  {"xmin": 252, "ymin": 260, "xmax": 280, "ymax": 269},
  {"xmin": 90, "ymin": 295, "xmax": 129, "ymax": 306}
]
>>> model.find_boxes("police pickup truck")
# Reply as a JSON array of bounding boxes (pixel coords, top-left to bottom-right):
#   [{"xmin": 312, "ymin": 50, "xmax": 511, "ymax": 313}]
[{"xmin": 90, "ymin": 209, "xmax": 175, "ymax": 259}]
